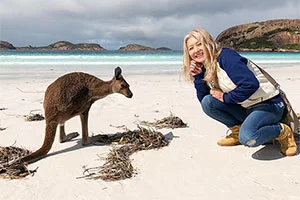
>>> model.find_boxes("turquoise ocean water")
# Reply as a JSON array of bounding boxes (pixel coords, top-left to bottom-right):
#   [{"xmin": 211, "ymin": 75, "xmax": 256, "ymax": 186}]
[{"xmin": 0, "ymin": 50, "xmax": 299, "ymax": 80}]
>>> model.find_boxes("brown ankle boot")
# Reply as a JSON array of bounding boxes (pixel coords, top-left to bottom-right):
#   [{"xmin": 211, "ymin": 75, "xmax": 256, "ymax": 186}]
[
  {"xmin": 276, "ymin": 123, "xmax": 298, "ymax": 156},
  {"xmin": 217, "ymin": 125, "xmax": 241, "ymax": 146}
]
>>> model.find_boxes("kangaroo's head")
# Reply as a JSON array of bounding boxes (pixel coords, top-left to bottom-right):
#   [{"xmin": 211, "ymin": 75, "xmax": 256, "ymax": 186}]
[{"xmin": 112, "ymin": 67, "xmax": 133, "ymax": 98}]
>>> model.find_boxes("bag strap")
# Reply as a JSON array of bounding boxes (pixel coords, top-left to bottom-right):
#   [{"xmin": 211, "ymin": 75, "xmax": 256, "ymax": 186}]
[
  {"xmin": 249, "ymin": 60, "xmax": 280, "ymax": 89},
  {"xmin": 249, "ymin": 60, "xmax": 299, "ymax": 134}
]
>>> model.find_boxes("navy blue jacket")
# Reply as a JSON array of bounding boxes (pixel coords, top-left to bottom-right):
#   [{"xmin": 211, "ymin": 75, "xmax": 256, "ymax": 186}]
[{"xmin": 193, "ymin": 48, "xmax": 281, "ymax": 105}]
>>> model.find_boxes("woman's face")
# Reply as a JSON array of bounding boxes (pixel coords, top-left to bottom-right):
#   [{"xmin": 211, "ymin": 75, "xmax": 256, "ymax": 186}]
[{"xmin": 187, "ymin": 36, "xmax": 206, "ymax": 64}]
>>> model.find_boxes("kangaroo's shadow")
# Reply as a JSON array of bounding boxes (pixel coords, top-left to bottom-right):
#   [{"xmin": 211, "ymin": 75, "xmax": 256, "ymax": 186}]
[
  {"xmin": 44, "ymin": 131, "xmax": 176, "ymax": 161},
  {"xmin": 45, "ymin": 136, "xmax": 106, "ymax": 160},
  {"xmin": 252, "ymin": 142, "xmax": 299, "ymax": 160}
]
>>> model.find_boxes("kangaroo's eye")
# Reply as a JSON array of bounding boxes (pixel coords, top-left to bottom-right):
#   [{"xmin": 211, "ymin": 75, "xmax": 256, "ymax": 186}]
[{"xmin": 121, "ymin": 84, "xmax": 125, "ymax": 88}]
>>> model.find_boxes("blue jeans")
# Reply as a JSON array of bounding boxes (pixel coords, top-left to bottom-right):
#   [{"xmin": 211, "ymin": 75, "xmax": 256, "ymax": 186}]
[{"xmin": 201, "ymin": 95, "xmax": 284, "ymax": 147}]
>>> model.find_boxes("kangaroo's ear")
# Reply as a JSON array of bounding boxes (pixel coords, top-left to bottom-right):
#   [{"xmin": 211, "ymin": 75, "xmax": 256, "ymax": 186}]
[{"xmin": 115, "ymin": 67, "xmax": 122, "ymax": 80}]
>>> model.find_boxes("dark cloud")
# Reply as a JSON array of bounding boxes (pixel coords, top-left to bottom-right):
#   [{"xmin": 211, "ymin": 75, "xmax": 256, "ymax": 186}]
[{"xmin": 0, "ymin": 0, "xmax": 299, "ymax": 50}]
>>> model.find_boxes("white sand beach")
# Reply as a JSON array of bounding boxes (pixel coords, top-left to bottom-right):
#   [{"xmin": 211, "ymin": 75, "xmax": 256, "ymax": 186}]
[{"xmin": 0, "ymin": 67, "xmax": 300, "ymax": 200}]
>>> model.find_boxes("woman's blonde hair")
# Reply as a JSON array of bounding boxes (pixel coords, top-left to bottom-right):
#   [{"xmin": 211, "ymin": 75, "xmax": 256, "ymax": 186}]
[{"xmin": 182, "ymin": 28, "xmax": 221, "ymax": 84}]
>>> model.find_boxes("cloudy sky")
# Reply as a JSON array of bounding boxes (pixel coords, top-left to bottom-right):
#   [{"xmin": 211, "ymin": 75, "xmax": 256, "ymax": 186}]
[{"xmin": 0, "ymin": 0, "xmax": 299, "ymax": 50}]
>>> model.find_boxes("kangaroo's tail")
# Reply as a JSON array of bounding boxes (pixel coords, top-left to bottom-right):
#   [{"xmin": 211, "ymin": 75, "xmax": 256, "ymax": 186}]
[{"xmin": 21, "ymin": 121, "xmax": 58, "ymax": 164}]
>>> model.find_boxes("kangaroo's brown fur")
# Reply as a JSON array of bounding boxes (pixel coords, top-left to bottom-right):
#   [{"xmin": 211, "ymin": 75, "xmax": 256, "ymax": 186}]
[{"xmin": 21, "ymin": 67, "xmax": 132, "ymax": 164}]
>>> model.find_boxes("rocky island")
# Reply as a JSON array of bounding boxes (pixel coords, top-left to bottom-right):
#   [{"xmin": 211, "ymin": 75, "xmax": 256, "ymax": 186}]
[
  {"xmin": 0, "ymin": 41, "xmax": 16, "ymax": 49},
  {"xmin": 13, "ymin": 41, "xmax": 105, "ymax": 50},
  {"xmin": 118, "ymin": 44, "xmax": 172, "ymax": 51},
  {"xmin": 119, "ymin": 44, "xmax": 155, "ymax": 51},
  {"xmin": 216, "ymin": 19, "xmax": 300, "ymax": 52},
  {"xmin": 45, "ymin": 41, "xmax": 105, "ymax": 50}
]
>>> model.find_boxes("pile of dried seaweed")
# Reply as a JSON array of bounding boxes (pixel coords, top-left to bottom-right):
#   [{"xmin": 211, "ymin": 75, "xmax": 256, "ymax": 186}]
[
  {"xmin": 24, "ymin": 113, "xmax": 44, "ymax": 121},
  {"xmin": 0, "ymin": 146, "xmax": 34, "ymax": 179},
  {"xmin": 80, "ymin": 126, "xmax": 169, "ymax": 181},
  {"xmin": 140, "ymin": 113, "xmax": 188, "ymax": 129},
  {"xmin": 82, "ymin": 145, "xmax": 135, "ymax": 181}
]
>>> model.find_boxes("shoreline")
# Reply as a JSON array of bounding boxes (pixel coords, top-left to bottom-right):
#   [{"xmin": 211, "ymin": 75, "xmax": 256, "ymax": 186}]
[
  {"xmin": 0, "ymin": 65, "xmax": 299, "ymax": 80},
  {"xmin": 1, "ymin": 48, "xmax": 300, "ymax": 52}
]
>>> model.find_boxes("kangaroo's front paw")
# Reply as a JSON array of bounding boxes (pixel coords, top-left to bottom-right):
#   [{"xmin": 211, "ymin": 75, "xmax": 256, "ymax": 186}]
[
  {"xmin": 60, "ymin": 132, "xmax": 79, "ymax": 143},
  {"xmin": 82, "ymin": 134, "xmax": 110, "ymax": 146}
]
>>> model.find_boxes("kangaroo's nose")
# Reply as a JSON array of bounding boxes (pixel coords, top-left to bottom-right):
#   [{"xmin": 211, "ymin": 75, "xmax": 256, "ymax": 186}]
[{"xmin": 127, "ymin": 92, "xmax": 133, "ymax": 98}]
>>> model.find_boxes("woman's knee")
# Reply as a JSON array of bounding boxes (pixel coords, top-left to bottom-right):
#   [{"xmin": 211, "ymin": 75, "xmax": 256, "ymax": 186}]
[
  {"xmin": 239, "ymin": 130, "xmax": 259, "ymax": 147},
  {"xmin": 201, "ymin": 95, "xmax": 216, "ymax": 114}
]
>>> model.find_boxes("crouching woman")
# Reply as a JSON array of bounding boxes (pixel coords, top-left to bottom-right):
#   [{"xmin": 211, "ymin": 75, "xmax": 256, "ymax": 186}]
[{"xmin": 182, "ymin": 28, "xmax": 298, "ymax": 156}]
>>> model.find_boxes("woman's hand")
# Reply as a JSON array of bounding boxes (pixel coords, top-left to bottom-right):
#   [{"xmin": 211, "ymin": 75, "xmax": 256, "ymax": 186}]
[
  {"xmin": 189, "ymin": 60, "xmax": 202, "ymax": 76},
  {"xmin": 210, "ymin": 88, "xmax": 224, "ymax": 102}
]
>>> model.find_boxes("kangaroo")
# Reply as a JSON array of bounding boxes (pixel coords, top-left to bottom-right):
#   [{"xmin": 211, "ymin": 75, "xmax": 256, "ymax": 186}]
[{"xmin": 20, "ymin": 67, "xmax": 133, "ymax": 164}]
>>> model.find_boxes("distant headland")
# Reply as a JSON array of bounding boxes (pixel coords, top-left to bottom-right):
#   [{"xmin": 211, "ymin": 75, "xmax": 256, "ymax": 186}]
[
  {"xmin": 0, "ymin": 40, "xmax": 172, "ymax": 51},
  {"xmin": 1, "ymin": 19, "xmax": 299, "ymax": 52},
  {"xmin": 216, "ymin": 19, "xmax": 300, "ymax": 52}
]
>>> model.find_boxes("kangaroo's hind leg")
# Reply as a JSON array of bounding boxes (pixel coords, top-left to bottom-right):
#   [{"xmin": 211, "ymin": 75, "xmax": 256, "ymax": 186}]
[{"xmin": 59, "ymin": 124, "xmax": 79, "ymax": 143}]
